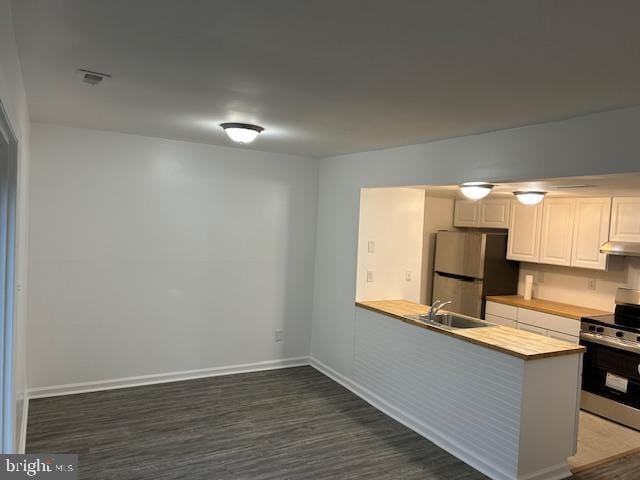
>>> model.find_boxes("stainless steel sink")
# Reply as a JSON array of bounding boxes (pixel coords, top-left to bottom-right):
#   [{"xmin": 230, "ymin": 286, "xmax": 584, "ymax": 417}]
[{"xmin": 405, "ymin": 312, "xmax": 490, "ymax": 330}]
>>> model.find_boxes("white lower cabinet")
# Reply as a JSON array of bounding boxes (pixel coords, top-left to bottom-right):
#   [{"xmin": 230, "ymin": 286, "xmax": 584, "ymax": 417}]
[
  {"xmin": 547, "ymin": 330, "xmax": 579, "ymax": 343},
  {"xmin": 485, "ymin": 313, "xmax": 516, "ymax": 328},
  {"xmin": 485, "ymin": 301, "xmax": 580, "ymax": 343},
  {"xmin": 517, "ymin": 323, "xmax": 547, "ymax": 335}
]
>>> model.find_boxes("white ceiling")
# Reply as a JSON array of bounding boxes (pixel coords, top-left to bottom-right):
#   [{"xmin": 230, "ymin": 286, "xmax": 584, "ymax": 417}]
[{"xmin": 12, "ymin": 0, "xmax": 640, "ymax": 158}]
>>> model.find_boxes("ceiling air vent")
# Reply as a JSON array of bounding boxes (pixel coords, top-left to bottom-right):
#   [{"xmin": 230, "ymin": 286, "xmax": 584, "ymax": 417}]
[
  {"xmin": 553, "ymin": 184, "xmax": 596, "ymax": 189},
  {"xmin": 76, "ymin": 69, "xmax": 111, "ymax": 86}
]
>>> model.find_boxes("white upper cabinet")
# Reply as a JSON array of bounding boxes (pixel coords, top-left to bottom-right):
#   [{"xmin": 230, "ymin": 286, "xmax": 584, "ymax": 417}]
[
  {"xmin": 571, "ymin": 197, "xmax": 611, "ymax": 270},
  {"xmin": 507, "ymin": 200, "xmax": 543, "ymax": 262},
  {"xmin": 453, "ymin": 200, "xmax": 480, "ymax": 227},
  {"xmin": 610, "ymin": 197, "xmax": 640, "ymax": 242},
  {"xmin": 479, "ymin": 198, "xmax": 510, "ymax": 228},
  {"xmin": 454, "ymin": 198, "xmax": 510, "ymax": 228},
  {"xmin": 539, "ymin": 198, "xmax": 576, "ymax": 267}
]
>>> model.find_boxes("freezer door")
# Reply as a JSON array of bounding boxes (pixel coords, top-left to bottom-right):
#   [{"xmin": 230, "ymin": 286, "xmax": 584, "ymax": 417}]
[
  {"xmin": 433, "ymin": 273, "xmax": 483, "ymax": 318},
  {"xmin": 434, "ymin": 231, "xmax": 486, "ymax": 279}
]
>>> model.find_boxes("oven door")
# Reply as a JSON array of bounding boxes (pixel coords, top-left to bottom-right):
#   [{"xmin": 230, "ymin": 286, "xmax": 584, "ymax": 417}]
[{"xmin": 581, "ymin": 336, "xmax": 640, "ymax": 409}]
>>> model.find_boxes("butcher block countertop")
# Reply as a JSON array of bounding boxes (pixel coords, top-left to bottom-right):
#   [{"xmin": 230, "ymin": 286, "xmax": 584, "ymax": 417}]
[
  {"xmin": 485, "ymin": 295, "xmax": 610, "ymax": 320},
  {"xmin": 356, "ymin": 299, "xmax": 585, "ymax": 360}
]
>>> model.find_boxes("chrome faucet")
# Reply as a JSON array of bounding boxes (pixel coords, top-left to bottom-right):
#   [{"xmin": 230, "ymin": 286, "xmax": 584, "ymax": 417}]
[{"xmin": 428, "ymin": 300, "xmax": 453, "ymax": 321}]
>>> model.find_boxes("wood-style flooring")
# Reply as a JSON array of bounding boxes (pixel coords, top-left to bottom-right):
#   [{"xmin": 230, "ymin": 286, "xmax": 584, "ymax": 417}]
[{"xmin": 26, "ymin": 366, "xmax": 640, "ymax": 479}]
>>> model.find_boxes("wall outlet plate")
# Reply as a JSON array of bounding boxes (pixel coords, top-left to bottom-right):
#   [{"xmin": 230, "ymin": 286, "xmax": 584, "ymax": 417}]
[
  {"xmin": 275, "ymin": 329, "xmax": 283, "ymax": 342},
  {"xmin": 367, "ymin": 241, "xmax": 375, "ymax": 253},
  {"xmin": 366, "ymin": 270, "xmax": 374, "ymax": 282}
]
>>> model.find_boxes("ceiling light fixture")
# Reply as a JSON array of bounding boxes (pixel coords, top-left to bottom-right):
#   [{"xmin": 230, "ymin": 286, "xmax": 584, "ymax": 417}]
[
  {"xmin": 220, "ymin": 122, "xmax": 264, "ymax": 144},
  {"xmin": 514, "ymin": 191, "xmax": 546, "ymax": 205},
  {"xmin": 459, "ymin": 182, "xmax": 494, "ymax": 200}
]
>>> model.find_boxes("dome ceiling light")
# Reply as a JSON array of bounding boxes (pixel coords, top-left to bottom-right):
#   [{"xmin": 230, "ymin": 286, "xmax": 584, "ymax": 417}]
[
  {"xmin": 459, "ymin": 182, "xmax": 494, "ymax": 200},
  {"xmin": 513, "ymin": 191, "xmax": 546, "ymax": 205},
  {"xmin": 220, "ymin": 122, "xmax": 264, "ymax": 144}
]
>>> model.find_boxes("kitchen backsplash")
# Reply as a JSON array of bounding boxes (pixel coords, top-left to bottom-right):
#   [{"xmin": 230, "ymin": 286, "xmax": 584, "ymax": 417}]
[{"xmin": 518, "ymin": 257, "xmax": 640, "ymax": 312}]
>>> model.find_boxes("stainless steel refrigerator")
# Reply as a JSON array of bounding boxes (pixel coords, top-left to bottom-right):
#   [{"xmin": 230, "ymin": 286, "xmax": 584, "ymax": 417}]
[{"xmin": 432, "ymin": 231, "xmax": 519, "ymax": 318}]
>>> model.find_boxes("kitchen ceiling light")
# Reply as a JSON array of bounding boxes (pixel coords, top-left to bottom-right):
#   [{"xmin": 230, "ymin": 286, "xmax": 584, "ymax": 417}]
[
  {"xmin": 514, "ymin": 191, "xmax": 546, "ymax": 205},
  {"xmin": 459, "ymin": 182, "xmax": 494, "ymax": 200},
  {"xmin": 220, "ymin": 123, "xmax": 264, "ymax": 143}
]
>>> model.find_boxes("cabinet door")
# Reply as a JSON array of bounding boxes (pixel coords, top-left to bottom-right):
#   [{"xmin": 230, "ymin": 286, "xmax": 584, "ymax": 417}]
[
  {"xmin": 479, "ymin": 198, "xmax": 510, "ymax": 228},
  {"xmin": 517, "ymin": 322, "xmax": 547, "ymax": 336},
  {"xmin": 453, "ymin": 200, "xmax": 480, "ymax": 227},
  {"xmin": 507, "ymin": 200, "xmax": 542, "ymax": 262},
  {"xmin": 485, "ymin": 313, "xmax": 517, "ymax": 329},
  {"xmin": 610, "ymin": 197, "xmax": 640, "ymax": 242},
  {"xmin": 539, "ymin": 198, "xmax": 575, "ymax": 267},
  {"xmin": 517, "ymin": 308, "xmax": 581, "ymax": 337},
  {"xmin": 547, "ymin": 330, "xmax": 579, "ymax": 344},
  {"xmin": 571, "ymin": 197, "xmax": 611, "ymax": 270}
]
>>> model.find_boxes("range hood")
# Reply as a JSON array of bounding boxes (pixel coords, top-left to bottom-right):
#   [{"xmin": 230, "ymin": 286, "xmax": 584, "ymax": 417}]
[{"xmin": 600, "ymin": 241, "xmax": 640, "ymax": 257}]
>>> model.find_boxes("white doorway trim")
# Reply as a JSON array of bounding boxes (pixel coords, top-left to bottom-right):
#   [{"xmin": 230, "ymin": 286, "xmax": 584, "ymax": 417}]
[{"xmin": 0, "ymin": 101, "xmax": 18, "ymax": 453}]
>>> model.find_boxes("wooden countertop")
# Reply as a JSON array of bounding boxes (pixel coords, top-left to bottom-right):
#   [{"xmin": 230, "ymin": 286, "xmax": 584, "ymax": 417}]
[
  {"xmin": 356, "ymin": 299, "xmax": 585, "ymax": 360},
  {"xmin": 486, "ymin": 295, "xmax": 610, "ymax": 320}
]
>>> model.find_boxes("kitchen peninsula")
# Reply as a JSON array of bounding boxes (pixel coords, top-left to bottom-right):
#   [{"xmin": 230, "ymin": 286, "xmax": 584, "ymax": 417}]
[{"xmin": 353, "ymin": 300, "xmax": 584, "ymax": 480}]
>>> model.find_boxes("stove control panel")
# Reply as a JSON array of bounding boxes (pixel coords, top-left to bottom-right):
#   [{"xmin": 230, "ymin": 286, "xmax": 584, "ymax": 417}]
[{"xmin": 580, "ymin": 321, "xmax": 640, "ymax": 353}]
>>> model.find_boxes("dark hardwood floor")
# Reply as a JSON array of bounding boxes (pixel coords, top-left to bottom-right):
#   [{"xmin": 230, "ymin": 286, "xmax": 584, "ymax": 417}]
[{"xmin": 26, "ymin": 366, "xmax": 640, "ymax": 479}]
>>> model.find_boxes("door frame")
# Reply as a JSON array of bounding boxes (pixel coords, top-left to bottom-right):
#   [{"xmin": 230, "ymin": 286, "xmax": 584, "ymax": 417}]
[{"xmin": 0, "ymin": 100, "xmax": 18, "ymax": 453}]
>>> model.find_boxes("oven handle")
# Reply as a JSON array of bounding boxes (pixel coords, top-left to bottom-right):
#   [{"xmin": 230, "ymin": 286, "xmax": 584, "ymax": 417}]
[{"xmin": 580, "ymin": 332, "xmax": 640, "ymax": 354}]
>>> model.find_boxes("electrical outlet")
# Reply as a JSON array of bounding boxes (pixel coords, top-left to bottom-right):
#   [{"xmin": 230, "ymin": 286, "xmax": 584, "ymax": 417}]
[
  {"xmin": 367, "ymin": 241, "xmax": 375, "ymax": 254},
  {"xmin": 366, "ymin": 270, "xmax": 374, "ymax": 282},
  {"xmin": 587, "ymin": 278, "xmax": 596, "ymax": 290},
  {"xmin": 275, "ymin": 329, "xmax": 283, "ymax": 342},
  {"xmin": 405, "ymin": 270, "xmax": 412, "ymax": 282}
]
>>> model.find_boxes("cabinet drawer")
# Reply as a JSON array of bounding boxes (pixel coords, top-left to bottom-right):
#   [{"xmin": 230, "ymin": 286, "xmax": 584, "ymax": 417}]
[
  {"xmin": 485, "ymin": 301, "xmax": 518, "ymax": 321},
  {"xmin": 547, "ymin": 330, "xmax": 579, "ymax": 344},
  {"xmin": 517, "ymin": 308, "xmax": 580, "ymax": 337},
  {"xmin": 485, "ymin": 313, "xmax": 517, "ymax": 329},
  {"xmin": 517, "ymin": 322, "xmax": 547, "ymax": 336}
]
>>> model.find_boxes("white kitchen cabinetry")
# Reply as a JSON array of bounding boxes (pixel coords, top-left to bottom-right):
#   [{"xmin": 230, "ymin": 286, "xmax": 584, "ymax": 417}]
[
  {"xmin": 507, "ymin": 200, "xmax": 542, "ymax": 262},
  {"xmin": 453, "ymin": 198, "xmax": 510, "ymax": 228},
  {"xmin": 610, "ymin": 197, "xmax": 640, "ymax": 242},
  {"xmin": 508, "ymin": 196, "xmax": 612, "ymax": 270},
  {"xmin": 479, "ymin": 198, "xmax": 510, "ymax": 228},
  {"xmin": 485, "ymin": 313, "xmax": 516, "ymax": 328},
  {"xmin": 485, "ymin": 301, "xmax": 580, "ymax": 343},
  {"xmin": 453, "ymin": 200, "xmax": 480, "ymax": 227},
  {"xmin": 571, "ymin": 197, "xmax": 611, "ymax": 270},
  {"xmin": 539, "ymin": 198, "xmax": 576, "ymax": 267}
]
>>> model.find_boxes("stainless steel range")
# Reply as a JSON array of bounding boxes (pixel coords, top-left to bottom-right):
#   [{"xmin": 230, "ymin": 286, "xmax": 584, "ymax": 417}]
[{"xmin": 580, "ymin": 288, "xmax": 640, "ymax": 430}]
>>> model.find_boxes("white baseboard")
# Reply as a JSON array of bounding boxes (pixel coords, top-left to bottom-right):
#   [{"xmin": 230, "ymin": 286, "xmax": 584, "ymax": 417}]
[
  {"xmin": 309, "ymin": 357, "xmax": 565, "ymax": 480},
  {"xmin": 28, "ymin": 357, "xmax": 310, "ymax": 399},
  {"xmin": 518, "ymin": 463, "xmax": 572, "ymax": 480},
  {"xmin": 18, "ymin": 393, "xmax": 28, "ymax": 453}
]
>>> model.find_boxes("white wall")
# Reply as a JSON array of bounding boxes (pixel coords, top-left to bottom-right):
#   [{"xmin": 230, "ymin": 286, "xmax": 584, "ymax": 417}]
[
  {"xmin": 311, "ymin": 106, "xmax": 640, "ymax": 377},
  {"xmin": 0, "ymin": 0, "xmax": 30, "ymax": 452},
  {"xmin": 518, "ymin": 258, "xmax": 640, "ymax": 312},
  {"xmin": 28, "ymin": 123, "xmax": 318, "ymax": 389},
  {"xmin": 355, "ymin": 188, "xmax": 425, "ymax": 303}
]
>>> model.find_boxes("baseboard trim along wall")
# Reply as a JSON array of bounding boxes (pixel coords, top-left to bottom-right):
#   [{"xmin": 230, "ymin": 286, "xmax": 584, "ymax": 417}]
[
  {"xmin": 18, "ymin": 394, "xmax": 29, "ymax": 453},
  {"xmin": 27, "ymin": 357, "xmax": 310, "ymax": 399}
]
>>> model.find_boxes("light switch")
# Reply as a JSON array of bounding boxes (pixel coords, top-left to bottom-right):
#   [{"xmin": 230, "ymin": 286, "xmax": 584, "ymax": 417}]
[{"xmin": 367, "ymin": 241, "xmax": 375, "ymax": 253}]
